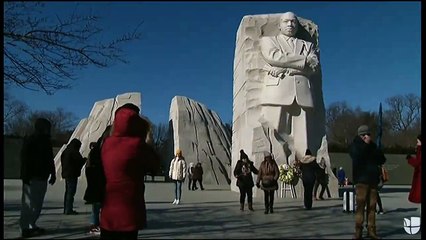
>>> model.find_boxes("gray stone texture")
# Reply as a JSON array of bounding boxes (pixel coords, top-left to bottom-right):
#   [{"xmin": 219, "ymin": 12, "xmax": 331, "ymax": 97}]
[
  {"xmin": 169, "ymin": 96, "xmax": 232, "ymax": 185},
  {"xmin": 53, "ymin": 92, "xmax": 141, "ymax": 178}
]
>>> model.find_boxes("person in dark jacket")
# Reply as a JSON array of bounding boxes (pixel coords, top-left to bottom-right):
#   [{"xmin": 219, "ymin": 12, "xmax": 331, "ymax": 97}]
[
  {"xmin": 233, "ymin": 149, "xmax": 259, "ymax": 211},
  {"xmin": 316, "ymin": 158, "xmax": 331, "ymax": 200},
  {"xmin": 19, "ymin": 118, "xmax": 56, "ymax": 238},
  {"xmin": 256, "ymin": 151, "xmax": 279, "ymax": 214},
  {"xmin": 299, "ymin": 149, "xmax": 320, "ymax": 210},
  {"xmin": 61, "ymin": 138, "xmax": 87, "ymax": 215},
  {"xmin": 350, "ymin": 125, "xmax": 386, "ymax": 239},
  {"xmin": 192, "ymin": 162, "xmax": 204, "ymax": 190},
  {"xmin": 83, "ymin": 125, "xmax": 112, "ymax": 236},
  {"xmin": 100, "ymin": 103, "xmax": 160, "ymax": 239}
]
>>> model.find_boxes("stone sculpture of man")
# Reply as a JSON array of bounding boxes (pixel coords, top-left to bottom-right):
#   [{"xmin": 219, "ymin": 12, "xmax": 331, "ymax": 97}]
[{"xmin": 259, "ymin": 11, "xmax": 319, "ymax": 160}]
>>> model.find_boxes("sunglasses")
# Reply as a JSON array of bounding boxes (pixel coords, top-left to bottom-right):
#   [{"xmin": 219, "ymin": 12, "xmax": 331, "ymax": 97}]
[{"xmin": 361, "ymin": 133, "xmax": 371, "ymax": 137}]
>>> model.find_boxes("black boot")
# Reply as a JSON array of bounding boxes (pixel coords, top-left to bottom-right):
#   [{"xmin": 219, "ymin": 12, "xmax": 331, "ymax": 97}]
[
  {"xmin": 264, "ymin": 203, "xmax": 269, "ymax": 214},
  {"xmin": 248, "ymin": 202, "xmax": 254, "ymax": 211},
  {"xmin": 240, "ymin": 203, "xmax": 244, "ymax": 211}
]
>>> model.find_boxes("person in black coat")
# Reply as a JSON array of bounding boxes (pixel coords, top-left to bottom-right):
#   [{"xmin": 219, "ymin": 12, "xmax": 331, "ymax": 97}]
[
  {"xmin": 61, "ymin": 138, "xmax": 87, "ymax": 215},
  {"xmin": 192, "ymin": 162, "xmax": 204, "ymax": 190},
  {"xmin": 299, "ymin": 149, "xmax": 320, "ymax": 210},
  {"xmin": 19, "ymin": 118, "xmax": 56, "ymax": 238},
  {"xmin": 350, "ymin": 125, "xmax": 386, "ymax": 239},
  {"xmin": 233, "ymin": 149, "xmax": 259, "ymax": 211},
  {"xmin": 83, "ymin": 125, "xmax": 111, "ymax": 235}
]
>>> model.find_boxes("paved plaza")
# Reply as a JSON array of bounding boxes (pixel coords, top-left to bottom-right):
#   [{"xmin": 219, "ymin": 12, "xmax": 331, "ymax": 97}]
[{"xmin": 3, "ymin": 179, "xmax": 422, "ymax": 239}]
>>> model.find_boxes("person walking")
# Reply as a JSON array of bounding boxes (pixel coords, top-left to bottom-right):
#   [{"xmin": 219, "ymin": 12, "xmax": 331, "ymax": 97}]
[
  {"xmin": 61, "ymin": 138, "xmax": 87, "ymax": 215},
  {"xmin": 299, "ymin": 149, "xmax": 320, "ymax": 210},
  {"xmin": 19, "ymin": 118, "xmax": 56, "ymax": 238},
  {"xmin": 337, "ymin": 167, "xmax": 346, "ymax": 187},
  {"xmin": 192, "ymin": 162, "xmax": 204, "ymax": 191},
  {"xmin": 256, "ymin": 151, "xmax": 279, "ymax": 214},
  {"xmin": 350, "ymin": 125, "xmax": 386, "ymax": 239},
  {"xmin": 234, "ymin": 149, "xmax": 259, "ymax": 211},
  {"xmin": 317, "ymin": 158, "xmax": 331, "ymax": 199},
  {"xmin": 188, "ymin": 162, "xmax": 196, "ymax": 190},
  {"xmin": 83, "ymin": 125, "xmax": 112, "ymax": 236},
  {"xmin": 100, "ymin": 103, "xmax": 160, "ymax": 239},
  {"xmin": 169, "ymin": 149, "xmax": 187, "ymax": 205},
  {"xmin": 407, "ymin": 134, "xmax": 421, "ymax": 207}
]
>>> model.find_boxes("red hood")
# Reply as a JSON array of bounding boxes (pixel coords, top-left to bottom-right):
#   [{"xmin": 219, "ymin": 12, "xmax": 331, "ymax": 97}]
[{"xmin": 111, "ymin": 108, "xmax": 145, "ymax": 137}]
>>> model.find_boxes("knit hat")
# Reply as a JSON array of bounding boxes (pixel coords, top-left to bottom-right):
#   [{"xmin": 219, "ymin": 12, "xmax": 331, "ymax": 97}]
[
  {"xmin": 357, "ymin": 125, "xmax": 370, "ymax": 135},
  {"xmin": 240, "ymin": 149, "xmax": 248, "ymax": 160}
]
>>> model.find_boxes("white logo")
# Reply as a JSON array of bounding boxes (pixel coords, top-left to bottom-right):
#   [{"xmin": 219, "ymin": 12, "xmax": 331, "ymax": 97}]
[{"xmin": 404, "ymin": 217, "xmax": 421, "ymax": 235}]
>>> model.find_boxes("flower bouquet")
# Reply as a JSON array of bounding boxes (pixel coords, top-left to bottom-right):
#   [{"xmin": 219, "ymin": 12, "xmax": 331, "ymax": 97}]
[{"xmin": 279, "ymin": 163, "xmax": 301, "ymax": 185}]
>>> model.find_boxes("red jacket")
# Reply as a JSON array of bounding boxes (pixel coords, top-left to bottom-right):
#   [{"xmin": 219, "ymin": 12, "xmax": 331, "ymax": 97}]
[
  {"xmin": 100, "ymin": 108, "xmax": 159, "ymax": 231},
  {"xmin": 408, "ymin": 146, "xmax": 421, "ymax": 204}
]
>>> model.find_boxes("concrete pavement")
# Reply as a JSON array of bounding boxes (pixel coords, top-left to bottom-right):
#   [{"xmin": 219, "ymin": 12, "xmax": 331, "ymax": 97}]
[{"xmin": 3, "ymin": 179, "xmax": 422, "ymax": 239}]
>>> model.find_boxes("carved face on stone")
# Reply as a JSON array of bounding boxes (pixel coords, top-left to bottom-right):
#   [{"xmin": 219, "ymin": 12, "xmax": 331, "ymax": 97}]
[{"xmin": 279, "ymin": 12, "xmax": 299, "ymax": 37}]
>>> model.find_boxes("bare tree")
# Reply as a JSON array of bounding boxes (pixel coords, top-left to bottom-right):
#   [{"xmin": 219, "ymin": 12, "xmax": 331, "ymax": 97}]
[
  {"xmin": 5, "ymin": 107, "xmax": 78, "ymax": 138},
  {"xmin": 151, "ymin": 123, "xmax": 170, "ymax": 152},
  {"xmin": 384, "ymin": 94, "xmax": 421, "ymax": 132},
  {"xmin": 4, "ymin": 2, "xmax": 143, "ymax": 95},
  {"xmin": 3, "ymin": 91, "xmax": 30, "ymax": 126}
]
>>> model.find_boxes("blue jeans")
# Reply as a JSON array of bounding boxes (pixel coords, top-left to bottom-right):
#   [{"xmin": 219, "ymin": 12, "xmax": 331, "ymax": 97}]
[
  {"xmin": 91, "ymin": 202, "xmax": 102, "ymax": 226},
  {"xmin": 64, "ymin": 178, "xmax": 78, "ymax": 213},
  {"xmin": 174, "ymin": 180, "xmax": 183, "ymax": 200}
]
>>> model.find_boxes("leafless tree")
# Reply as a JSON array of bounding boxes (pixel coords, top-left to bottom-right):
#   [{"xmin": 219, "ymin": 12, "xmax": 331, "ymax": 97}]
[
  {"xmin": 4, "ymin": 107, "xmax": 78, "ymax": 138},
  {"xmin": 3, "ymin": 91, "xmax": 30, "ymax": 126},
  {"xmin": 151, "ymin": 122, "xmax": 170, "ymax": 151},
  {"xmin": 384, "ymin": 94, "xmax": 421, "ymax": 132},
  {"xmin": 4, "ymin": 2, "xmax": 143, "ymax": 95}
]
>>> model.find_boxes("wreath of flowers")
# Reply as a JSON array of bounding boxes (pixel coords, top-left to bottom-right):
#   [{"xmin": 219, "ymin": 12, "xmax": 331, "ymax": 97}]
[{"xmin": 279, "ymin": 163, "xmax": 302, "ymax": 184}]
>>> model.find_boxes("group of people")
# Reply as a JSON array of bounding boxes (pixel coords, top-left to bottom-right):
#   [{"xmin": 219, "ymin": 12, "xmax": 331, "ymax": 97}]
[
  {"xmin": 19, "ymin": 103, "xmax": 161, "ymax": 239},
  {"xmin": 233, "ymin": 124, "xmax": 421, "ymax": 240},
  {"xmin": 18, "ymin": 111, "xmax": 421, "ymax": 239},
  {"xmin": 233, "ymin": 148, "xmax": 332, "ymax": 214}
]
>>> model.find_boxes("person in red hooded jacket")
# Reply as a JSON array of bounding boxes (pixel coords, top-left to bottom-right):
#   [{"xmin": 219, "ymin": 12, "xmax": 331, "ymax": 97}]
[
  {"xmin": 407, "ymin": 134, "xmax": 421, "ymax": 205},
  {"xmin": 100, "ymin": 103, "xmax": 160, "ymax": 239}
]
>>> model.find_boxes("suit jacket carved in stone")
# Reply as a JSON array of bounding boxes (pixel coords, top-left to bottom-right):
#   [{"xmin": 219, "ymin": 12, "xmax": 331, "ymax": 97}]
[{"xmin": 259, "ymin": 34, "xmax": 317, "ymax": 108}]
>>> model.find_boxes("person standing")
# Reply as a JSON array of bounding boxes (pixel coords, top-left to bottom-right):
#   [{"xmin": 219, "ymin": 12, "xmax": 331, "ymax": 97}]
[
  {"xmin": 350, "ymin": 125, "xmax": 386, "ymax": 239},
  {"xmin": 256, "ymin": 151, "xmax": 279, "ymax": 214},
  {"xmin": 19, "ymin": 118, "xmax": 56, "ymax": 238},
  {"xmin": 192, "ymin": 162, "xmax": 205, "ymax": 191},
  {"xmin": 299, "ymin": 149, "xmax": 319, "ymax": 210},
  {"xmin": 337, "ymin": 167, "xmax": 346, "ymax": 187},
  {"xmin": 188, "ymin": 162, "xmax": 195, "ymax": 190},
  {"xmin": 407, "ymin": 134, "xmax": 421, "ymax": 206},
  {"xmin": 169, "ymin": 149, "xmax": 187, "ymax": 205},
  {"xmin": 61, "ymin": 138, "xmax": 87, "ymax": 215},
  {"xmin": 83, "ymin": 125, "xmax": 112, "ymax": 236},
  {"xmin": 234, "ymin": 149, "xmax": 259, "ymax": 211},
  {"xmin": 100, "ymin": 103, "xmax": 160, "ymax": 239}
]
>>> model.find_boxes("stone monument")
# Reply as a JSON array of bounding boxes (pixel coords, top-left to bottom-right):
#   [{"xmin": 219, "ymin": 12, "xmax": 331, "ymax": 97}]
[
  {"xmin": 54, "ymin": 92, "xmax": 141, "ymax": 178},
  {"xmin": 169, "ymin": 96, "xmax": 232, "ymax": 185},
  {"xmin": 232, "ymin": 12, "xmax": 338, "ymax": 198}
]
